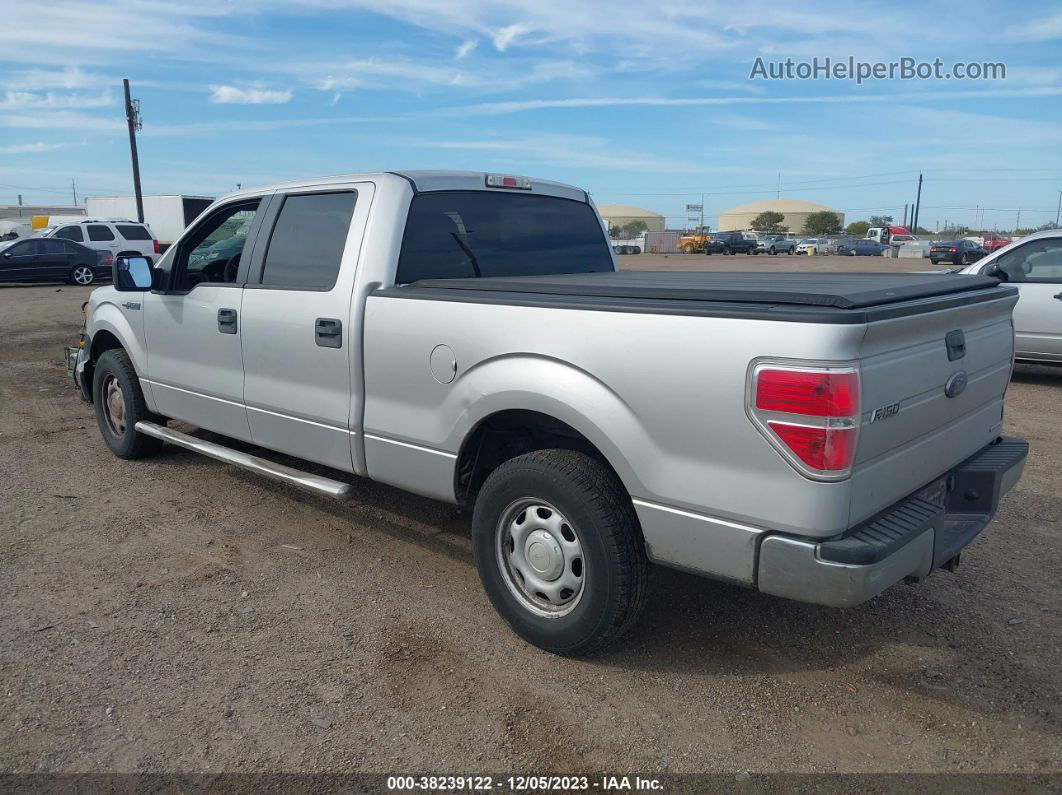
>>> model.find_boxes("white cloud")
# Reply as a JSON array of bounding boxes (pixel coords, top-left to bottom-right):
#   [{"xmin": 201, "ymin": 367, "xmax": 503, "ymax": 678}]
[
  {"xmin": 0, "ymin": 90, "xmax": 114, "ymax": 109},
  {"xmin": 208, "ymin": 85, "xmax": 293, "ymax": 104},
  {"xmin": 455, "ymin": 39, "xmax": 478, "ymax": 58},
  {"xmin": 0, "ymin": 111, "xmax": 124, "ymax": 130},
  {"xmin": 0, "ymin": 142, "xmax": 63, "ymax": 154},
  {"xmin": 441, "ymin": 85, "xmax": 1062, "ymax": 116},
  {"xmin": 401, "ymin": 132, "xmax": 693, "ymax": 172},
  {"xmin": 0, "ymin": 66, "xmax": 109, "ymax": 91},
  {"xmin": 1002, "ymin": 10, "xmax": 1062, "ymax": 42},
  {"xmin": 492, "ymin": 23, "xmax": 529, "ymax": 51}
]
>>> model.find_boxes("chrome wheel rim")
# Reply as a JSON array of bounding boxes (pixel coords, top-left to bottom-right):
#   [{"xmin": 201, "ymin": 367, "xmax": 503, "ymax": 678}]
[
  {"xmin": 102, "ymin": 374, "xmax": 127, "ymax": 436},
  {"xmin": 73, "ymin": 266, "xmax": 94, "ymax": 285},
  {"xmin": 496, "ymin": 498, "xmax": 585, "ymax": 617}
]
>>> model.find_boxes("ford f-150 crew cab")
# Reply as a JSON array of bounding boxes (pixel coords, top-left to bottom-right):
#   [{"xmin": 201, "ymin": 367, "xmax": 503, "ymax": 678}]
[{"xmin": 73, "ymin": 170, "xmax": 1028, "ymax": 655}]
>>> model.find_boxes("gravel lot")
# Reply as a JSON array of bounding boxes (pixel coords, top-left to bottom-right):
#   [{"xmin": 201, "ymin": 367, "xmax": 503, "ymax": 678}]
[{"xmin": 1, "ymin": 254, "xmax": 1059, "ymax": 778}]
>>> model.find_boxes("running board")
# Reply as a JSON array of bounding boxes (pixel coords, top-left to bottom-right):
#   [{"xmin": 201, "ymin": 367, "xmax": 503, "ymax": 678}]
[{"xmin": 134, "ymin": 421, "xmax": 354, "ymax": 499}]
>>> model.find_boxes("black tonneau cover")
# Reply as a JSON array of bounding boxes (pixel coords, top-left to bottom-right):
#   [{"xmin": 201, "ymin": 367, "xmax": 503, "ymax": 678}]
[{"xmin": 410, "ymin": 271, "xmax": 1000, "ymax": 310}]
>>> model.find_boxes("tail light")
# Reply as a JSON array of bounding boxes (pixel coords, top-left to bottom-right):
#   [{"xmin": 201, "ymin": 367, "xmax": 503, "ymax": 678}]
[
  {"xmin": 747, "ymin": 361, "xmax": 861, "ymax": 480},
  {"xmin": 153, "ymin": 239, "xmax": 161, "ymax": 254}
]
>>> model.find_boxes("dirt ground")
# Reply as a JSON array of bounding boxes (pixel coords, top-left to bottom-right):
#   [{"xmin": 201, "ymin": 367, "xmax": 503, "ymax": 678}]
[{"xmin": 1, "ymin": 254, "xmax": 1059, "ymax": 779}]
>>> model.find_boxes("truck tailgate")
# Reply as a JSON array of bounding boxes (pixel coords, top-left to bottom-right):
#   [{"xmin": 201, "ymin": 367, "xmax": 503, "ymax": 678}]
[{"xmin": 849, "ymin": 288, "xmax": 1019, "ymax": 526}]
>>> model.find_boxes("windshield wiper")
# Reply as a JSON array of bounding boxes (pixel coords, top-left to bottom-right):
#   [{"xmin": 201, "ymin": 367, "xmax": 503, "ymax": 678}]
[{"xmin": 450, "ymin": 232, "xmax": 482, "ymax": 278}]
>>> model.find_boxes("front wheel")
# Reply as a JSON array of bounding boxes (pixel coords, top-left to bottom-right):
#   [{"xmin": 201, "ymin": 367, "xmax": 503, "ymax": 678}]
[
  {"xmin": 472, "ymin": 449, "xmax": 648, "ymax": 656},
  {"xmin": 682, "ymin": 244, "xmax": 695, "ymax": 254},
  {"xmin": 92, "ymin": 349, "xmax": 164, "ymax": 459},
  {"xmin": 69, "ymin": 265, "xmax": 95, "ymax": 285}
]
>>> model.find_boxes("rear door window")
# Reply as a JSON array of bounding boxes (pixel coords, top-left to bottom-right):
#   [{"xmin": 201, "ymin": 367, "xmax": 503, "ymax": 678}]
[
  {"xmin": 38, "ymin": 240, "xmax": 66, "ymax": 255},
  {"xmin": 55, "ymin": 225, "xmax": 84, "ymax": 242},
  {"xmin": 87, "ymin": 225, "xmax": 115, "ymax": 241},
  {"xmin": 396, "ymin": 191, "xmax": 612, "ymax": 283},
  {"xmin": 116, "ymin": 224, "xmax": 152, "ymax": 240},
  {"xmin": 260, "ymin": 192, "xmax": 357, "ymax": 290}
]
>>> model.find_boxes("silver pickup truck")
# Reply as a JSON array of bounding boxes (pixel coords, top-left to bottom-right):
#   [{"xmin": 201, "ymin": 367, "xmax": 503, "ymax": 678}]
[{"xmin": 73, "ymin": 170, "xmax": 1028, "ymax": 655}]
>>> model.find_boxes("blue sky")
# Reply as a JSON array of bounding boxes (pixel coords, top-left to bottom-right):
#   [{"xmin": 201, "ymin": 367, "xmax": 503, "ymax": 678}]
[{"xmin": 2, "ymin": 0, "xmax": 1061, "ymax": 231}]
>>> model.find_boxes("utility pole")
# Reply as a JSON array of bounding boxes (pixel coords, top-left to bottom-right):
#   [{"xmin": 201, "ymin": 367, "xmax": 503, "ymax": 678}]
[
  {"xmin": 1055, "ymin": 190, "xmax": 1061, "ymax": 227},
  {"xmin": 776, "ymin": 173, "xmax": 780, "ymax": 199},
  {"xmin": 17, "ymin": 194, "xmax": 23, "ymax": 217},
  {"xmin": 71, "ymin": 179, "xmax": 78, "ymax": 206},
  {"xmin": 911, "ymin": 173, "xmax": 923, "ymax": 234},
  {"xmin": 700, "ymin": 192, "xmax": 704, "ymax": 230},
  {"xmin": 123, "ymin": 78, "xmax": 144, "ymax": 223},
  {"xmin": 902, "ymin": 204, "xmax": 908, "ymax": 227},
  {"xmin": 1015, "ymin": 207, "xmax": 1021, "ymax": 231}
]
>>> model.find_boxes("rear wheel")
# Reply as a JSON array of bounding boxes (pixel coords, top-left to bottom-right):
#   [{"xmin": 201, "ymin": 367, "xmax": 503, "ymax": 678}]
[
  {"xmin": 472, "ymin": 449, "xmax": 648, "ymax": 656},
  {"xmin": 682, "ymin": 243, "xmax": 695, "ymax": 254},
  {"xmin": 69, "ymin": 265, "xmax": 95, "ymax": 285},
  {"xmin": 769, "ymin": 247, "xmax": 777, "ymax": 255},
  {"xmin": 960, "ymin": 253, "xmax": 969, "ymax": 265},
  {"xmin": 92, "ymin": 349, "xmax": 164, "ymax": 459}
]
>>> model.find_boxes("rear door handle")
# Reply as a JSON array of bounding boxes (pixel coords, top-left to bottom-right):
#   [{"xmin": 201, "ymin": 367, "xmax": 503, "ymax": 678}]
[
  {"xmin": 315, "ymin": 317, "xmax": 342, "ymax": 348},
  {"xmin": 217, "ymin": 308, "xmax": 238, "ymax": 334}
]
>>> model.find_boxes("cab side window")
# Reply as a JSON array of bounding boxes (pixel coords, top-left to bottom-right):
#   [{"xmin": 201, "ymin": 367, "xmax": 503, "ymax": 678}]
[
  {"xmin": 171, "ymin": 200, "xmax": 261, "ymax": 291},
  {"xmin": 259, "ymin": 192, "xmax": 356, "ymax": 290},
  {"xmin": 996, "ymin": 239, "xmax": 1062, "ymax": 284}
]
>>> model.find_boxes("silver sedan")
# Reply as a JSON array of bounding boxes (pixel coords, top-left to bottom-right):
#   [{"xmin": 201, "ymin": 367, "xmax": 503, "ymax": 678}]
[{"xmin": 956, "ymin": 229, "xmax": 1062, "ymax": 364}]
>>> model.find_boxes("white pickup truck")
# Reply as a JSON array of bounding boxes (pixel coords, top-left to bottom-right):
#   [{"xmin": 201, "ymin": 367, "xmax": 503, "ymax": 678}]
[{"xmin": 74, "ymin": 171, "xmax": 1028, "ymax": 655}]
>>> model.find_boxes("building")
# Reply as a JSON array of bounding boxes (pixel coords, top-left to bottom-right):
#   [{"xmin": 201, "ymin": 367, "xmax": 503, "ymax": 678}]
[
  {"xmin": 717, "ymin": 199, "xmax": 844, "ymax": 235},
  {"xmin": 597, "ymin": 204, "xmax": 666, "ymax": 233}
]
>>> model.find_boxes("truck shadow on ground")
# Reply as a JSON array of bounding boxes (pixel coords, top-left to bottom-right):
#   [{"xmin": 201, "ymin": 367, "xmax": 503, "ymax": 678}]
[
  {"xmin": 151, "ymin": 428, "xmax": 1059, "ymax": 737},
  {"xmin": 1011, "ymin": 363, "xmax": 1062, "ymax": 385}
]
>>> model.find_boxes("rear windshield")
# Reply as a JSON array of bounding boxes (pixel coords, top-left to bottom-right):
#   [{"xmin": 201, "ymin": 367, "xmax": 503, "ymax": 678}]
[
  {"xmin": 396, "ymin": 191, "xmax": 612, "ymax": 283},
  {"xmin": 116, "ymin": 224, "xmax": 152, "ymax": 240}
]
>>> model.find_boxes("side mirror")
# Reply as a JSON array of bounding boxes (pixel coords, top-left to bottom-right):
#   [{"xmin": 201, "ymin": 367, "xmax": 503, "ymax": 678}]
[
  {"xmin": 984, "ymin": 263, "xmax": 1008, "ymax": 282},
  {"xmin": 114, "ymin": 256, "xmax": 153, "ymax": 291},
  {"xmin": 2, "ymin": 252, "xmax": 10, "ymax": 258}
]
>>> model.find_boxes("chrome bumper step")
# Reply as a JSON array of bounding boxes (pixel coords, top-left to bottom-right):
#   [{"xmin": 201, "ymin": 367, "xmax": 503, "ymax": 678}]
[{"xmin": 134, "ymin": 421, "xmax": 353, "ymax": 499}]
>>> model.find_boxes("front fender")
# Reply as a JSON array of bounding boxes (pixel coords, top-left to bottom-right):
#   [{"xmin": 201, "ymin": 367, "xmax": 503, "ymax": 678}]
[{"xmin": 86, "ymin": 291, "xmax": 154, "ymax": 410}]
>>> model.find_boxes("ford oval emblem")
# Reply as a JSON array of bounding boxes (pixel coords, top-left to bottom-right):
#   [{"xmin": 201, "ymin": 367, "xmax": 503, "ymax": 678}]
[{"xmin": 945, "ymin": 370, "xmax": 968, "ymax": 398}]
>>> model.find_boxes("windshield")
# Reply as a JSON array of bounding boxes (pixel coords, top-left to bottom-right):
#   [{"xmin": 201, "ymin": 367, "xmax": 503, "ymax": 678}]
[{"xmin": 396, "ymin": 191, "xmax": 613, "ymax": 283}]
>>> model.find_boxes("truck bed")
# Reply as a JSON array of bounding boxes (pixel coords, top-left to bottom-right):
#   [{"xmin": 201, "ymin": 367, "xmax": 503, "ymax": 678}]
[{"xmin": 385, "ymin": 271, "xmax": 1009, "ymax": 323}]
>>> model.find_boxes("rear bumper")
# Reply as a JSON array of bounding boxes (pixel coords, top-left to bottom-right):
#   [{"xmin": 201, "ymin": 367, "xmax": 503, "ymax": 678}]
[{"xmin": 756, "ymin": 437, "xmax": 1028, "ymax": 607}]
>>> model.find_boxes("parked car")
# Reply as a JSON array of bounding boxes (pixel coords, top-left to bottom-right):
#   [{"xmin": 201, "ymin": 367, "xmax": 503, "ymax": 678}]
[
  {"xmin": 73, "ymin": 170, "xmax": 1027, "ymax": 655},
  {"xmin": 41, "ymin": 219, "xmax": 160, "ymax": 264},
  {"xmin": 982, "ymin": 233, "xmax": 1011, "ymax": 252},
  {"xmin": 952, "ymin": 229, "xmax": 1062, "ymax": 364},
  {"xmin": 704, "ymin": 230, "xmax": 758, "ymax": 255},
  {"xmin": 825, "ymin": 237, "xmax": 858, "ymax": 255},
  {"xmin": 0, "ymin": 237, "xmax": 110, "ymax": 285},
  {"xmin": 796, "ymin": 238, "xmax": 828, "ymax": 255},
  {"xmin": 756, "ymin": 234, "xmax": 796, "ymax": 255},
  {"xmin": 929, "ymin": 239, "xmax": 987, "ymax": 266},
  {"xmin": 846, "ymin": 239, "xmax": 889, "ymax": 256}
]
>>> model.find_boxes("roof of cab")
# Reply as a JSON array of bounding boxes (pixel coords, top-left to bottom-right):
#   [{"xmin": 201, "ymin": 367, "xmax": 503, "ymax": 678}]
[{"xmin": 217, "ymin": 170, "xmax": 588, "ymax": 204}]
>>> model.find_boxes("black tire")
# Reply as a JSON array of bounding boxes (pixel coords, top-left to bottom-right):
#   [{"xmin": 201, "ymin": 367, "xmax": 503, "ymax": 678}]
[
  {"xmin": 960, "ymin": 253, "xmax": 969, "ymax": 266},
  {"xmin": 92, "ymin": 349, "xmax": 164, "ymax": 459},
  {"xmin": 769, "ymin": 247, "xmax": 776, "ymax": 255},
  {"xmin": 722, "ymin": 246, "xmax": 731, "ymax": 255},
  {"xmin": 745, "ymin": 247, "xmax": 754, "ymax": 255},
  {"xmin": 69, "ymin": 264, "xmax": 96, "ymax": 286},
  {"xmin": 786, "ymin": 246, "xmax": 794, "ymax": 255},
  {"xmin": 472, "ymin": 449, "xmax": 649, "ymax": 656}
]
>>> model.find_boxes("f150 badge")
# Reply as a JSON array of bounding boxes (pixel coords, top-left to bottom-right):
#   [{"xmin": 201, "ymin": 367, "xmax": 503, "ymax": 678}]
[{"xmin": 869, "ymin": 402, "xmax": 900, "ymax": 423}]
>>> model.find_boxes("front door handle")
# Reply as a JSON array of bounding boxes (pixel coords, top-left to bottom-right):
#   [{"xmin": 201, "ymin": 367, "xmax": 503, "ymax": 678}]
[
  {"xmin": 217, "ymin": 308, "xmax": 238, "ymax": 334},
  {"xmin": 315, "ymin": 317, "xmax": 342, "ymax": 348},
  {"xmin": 1054, "ymin": 292, "xmax": 1062, "ymax": 301}
]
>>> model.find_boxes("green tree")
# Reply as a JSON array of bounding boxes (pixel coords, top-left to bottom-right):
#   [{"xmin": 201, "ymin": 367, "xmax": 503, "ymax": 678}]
[
  {"xmin": 620, "ymin": 220, "xmax": 649, "ymax": 238},
  {"xmin": 750, "ymin": 211, "xmax": 786, "ymax": 233},
  {"xmin": 869, "ymin": 215, "xmax": 894, "ymax": 227},
  {"xmin": 803, "ymin": 211, "xmax": 842, "ymax": 236},
  {"xmin": 608, "ymin": 224, "xmax": 622, "ymax": 238},
  {"xmin": 845, "ymin": 220, "xmax": 871, "ymax": 237}
]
